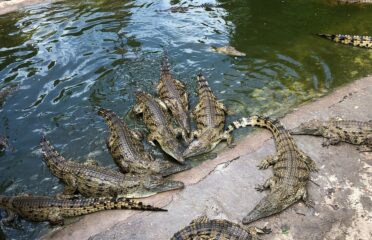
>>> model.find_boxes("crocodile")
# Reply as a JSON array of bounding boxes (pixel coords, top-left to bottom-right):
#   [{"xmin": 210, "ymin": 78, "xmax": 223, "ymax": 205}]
[
  {"xmin": 183, "ymin": 73, "xmax": 231, "ymax": 158},
  {"xmin": 98, "ymin": 108, "xmax": 190, "ymax": 176},
  {"xmin": 171, "ymin": 215, "xmax": 271, "ymax": 240},
  {"xmin": 40, "ymin": 136, "xmax": 184, "ymax": 198},
  {"xmin": 223, "ymin": 116, "xmax": 317, "ymax": 224},
  {"xmin": 290, "ymin": 118, "xmax": 372, "ymax": 152},
  {"xmin": 318, "ymin": 34, "xmax": 372, "ymax": 48},
  {"xmin": 133, "ymin": 91, "xmax": 185, "ymax": 163},
  {"xmin": 0, "ymin": 136, "xmax": 7, "ymax": 152},
  {"xmin": 157, "ymin": 52, "xmax": 191, "ymax": 143},
  {"xmin": 0, "ymin": 195, "xmax": 165, "ymax": 225},
  {"xmin": 211, "ymin": 46, "xmax": 246, "ymax": 57},
  {"xmin": 0, "ymin": 84, "xmax": 18, "ymax": 107},
  {"xmin": 157, "ymin": 3, "xmax": 218, "ymax": 13}
]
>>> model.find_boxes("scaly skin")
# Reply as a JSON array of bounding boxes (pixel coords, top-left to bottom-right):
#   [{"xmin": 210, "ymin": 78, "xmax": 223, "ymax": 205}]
[
  {"xmin": 318, "ymin": 34, "xmax": 372, "ymax": 48},
  {"xmin": 0, "ymin": 136, "xmax": 8, "ymax": 152},
  {"xmin": 40, "ymin": 136, "xmax": 184, "ymax": 198},
  {"xmin": 98, "ymin": 108, "xmax": 190, "ymax": 176},
  {"xmin": 183, "ymin": 73, "xmax": 231, "ymax": 158},
  {"xmin": 224, "ymin": 116, "xmax": 317, "ymax": 224},
  {"xmin": 0, "ymin": 84, "xmax": 18, "ymax": 107},
  {"xmin": 157, "ymin": 52, "xmax": 190, "ymax": 143},
  {"xmin": 290, "ymin": 118, "xmax": 372, "ymax": 152},
  {"xmin": 0, "ymin": 195, "xmax": 165, "ymax": 225},
  {"xmin": 171, "ymin": 215, "xmax": 270, "ymax": 240},
  {"xmin": 133, "ymin": 91, "xmax": 185, "ymax": 163},
  {"xmin": 158, "ymin": 3, "xmax": 218, "ymax": 13}
]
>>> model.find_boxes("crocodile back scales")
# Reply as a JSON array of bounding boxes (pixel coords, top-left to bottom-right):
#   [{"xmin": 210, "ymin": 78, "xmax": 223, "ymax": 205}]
[{"xmin": 171, "ymin": 219, "xmax": 253, "ymax": 240}]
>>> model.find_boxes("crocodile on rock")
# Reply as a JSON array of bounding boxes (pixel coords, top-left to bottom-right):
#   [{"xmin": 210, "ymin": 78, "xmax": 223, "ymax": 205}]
[
  {"xmin": 98, "ymin": 108, "xmax": 190, "ymax": 176},
  {"xmin": 290, "ymin": 118, "xmax": 372, "ymax": 152},
  {"xmin": 0, "ymin": 195, "xmax": 165, "ymax": 225},
  {"xmin": 133, "ymin": 91, "xmax": 185, "ymax": 163},
  {"xmin": 170, "ymin": 215, "xmax": 271, "ymax": 240},
  {"xmin": 318, "ymin": 34, "xmax": 372, "ymax": 48},
  {"xmin": 157, "ymin": 52, "xmax": 191, "ymax": 143},
  {"xmin": 40, "ymin": 136, "xmax": 184, "ymax": 198},
  {"xmin": 183, "ymin": 73, "xmax": 231, "ymax": 158},
  {"xmin": 224, "ymin": 116, "xmax": 317, "ymax": 224}
]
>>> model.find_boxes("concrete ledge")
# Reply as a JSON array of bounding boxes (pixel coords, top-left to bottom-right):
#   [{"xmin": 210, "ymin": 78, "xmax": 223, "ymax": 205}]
[
  {"xmin": 45, "ymin": 76, "xmax": 372, "ymax": 240},
  {"xmin": 0, "ymin": 0, "xmax": 55, "ymax": 15}
]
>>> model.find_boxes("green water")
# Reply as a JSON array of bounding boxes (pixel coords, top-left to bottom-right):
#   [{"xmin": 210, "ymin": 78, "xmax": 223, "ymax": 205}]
[{"xmin": 0, "ymin": 0, "xmax": 371, "ymax": 238}]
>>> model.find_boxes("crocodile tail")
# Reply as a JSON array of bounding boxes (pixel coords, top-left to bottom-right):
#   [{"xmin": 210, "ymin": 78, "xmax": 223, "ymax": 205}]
[
  {"xmin": 40, "ymin": 136, "xmax": 67, "ymax": 166},
  {"xmin": 161, "ymin": 50, "xmax": 171, "ymax": 74},
  {"xmin": 224, "ymin": 116, "xmax": 283, "ymax": 136},
  {"xmin": 318, "ymin": 34, "xmax": 372, "ymax": 48},
  {"xmin": 107, "ymin": 197, "xmax": 167, "ymax": 212},
  {"xmin": 196, "ymin": 73, "xmax": 213, "ymax": 96}
]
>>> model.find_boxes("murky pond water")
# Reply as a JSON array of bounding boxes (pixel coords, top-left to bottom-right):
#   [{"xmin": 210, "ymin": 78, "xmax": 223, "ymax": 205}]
[{"xmin": 0, "ymin": 0, "xmax": 372, "ymax": 238}]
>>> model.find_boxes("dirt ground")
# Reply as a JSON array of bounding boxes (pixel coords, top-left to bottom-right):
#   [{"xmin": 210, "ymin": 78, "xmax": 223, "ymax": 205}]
[{"xmin": 41, "ymin": 76, "xmax": 372, "ymax": 240}]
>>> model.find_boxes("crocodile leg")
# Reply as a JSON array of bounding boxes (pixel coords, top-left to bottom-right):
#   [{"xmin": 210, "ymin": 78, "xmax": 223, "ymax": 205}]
[
  {"xmin": 57, "ymin": 175, "xmax": 78, "ymax": 199},
  {"xmin": 1, "ymin": 210, "xmax": 16, "ymax": 225},
  {"xmin": 132, "ymin": 103, "xmax": 145, "ymax": 115},
  {"xmin": 221, "ymin": 132, "xmax": 233, "ymax": 146},
  {"xmin": 217, "ymin": 101, "xmax": 228, "ymax": 113},
  {"xmin": 298, "ymin": 152, "xmax": 318, "ymax": 172},
  {"xmin": 84, "ymin": 159, "xmax": 99, "ymax": 167},
  {"xmin": 322, "ymin": 129, "xmax": 341, "ymax": 147},
  {"xmin": 48, "ymin": 210, "xmax": 64, "ymax": 225},
  {"xmin": 357, "ymin": 145, "xmax": 372, "ymax": 152},
  {"xmin": 130, "ymin": 129, "xmax": 143, "ymax": 141},
  {"xmin": 155, "ymin": 99, "xmax": 168, "ymax": 111},
  {"xmin": 257, "ymin": 155, "xmax": 279, "ymax": 170},
  {"xmin": 147, "ymin": 132, "xmax": 157, "ymax": 146},
  {"xmin": 255, "ymin": 176, "xmax": 278, "ymax": 192}
]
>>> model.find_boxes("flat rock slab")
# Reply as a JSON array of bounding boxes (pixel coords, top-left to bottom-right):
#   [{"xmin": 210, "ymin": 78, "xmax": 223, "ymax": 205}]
[{"xmin": 46, "ymin": 76, "xmax": 372, "ymax": 240}]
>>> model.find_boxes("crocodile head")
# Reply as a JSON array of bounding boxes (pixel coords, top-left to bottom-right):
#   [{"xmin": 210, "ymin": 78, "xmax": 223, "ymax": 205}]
[
  {"xmin": 157, "ymin": 133, "xmax": 185, "ymax": 163},
  {"xmin": 183, "ymin": 129, "xmax": 221, "ymax": 158},
  {"xmin": 242, "ymin": 186, "xmax": 307, "ymax": 224},
  {"xmin": 290, "ymin": 119, "xmax": 325, "ymax": 135},
  {"xmin": 125, "ymin": 175, "xmax": 185, "ymax": 198}
]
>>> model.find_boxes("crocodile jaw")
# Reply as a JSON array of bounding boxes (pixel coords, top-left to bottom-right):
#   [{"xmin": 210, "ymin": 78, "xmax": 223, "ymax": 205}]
[
  {"xmin": 183, "ymin": 134, "xmax": 220, "ymax": 158},
  {"xmin": 290, "ymin": 120, "xmax": 324, "ymax": 135}
]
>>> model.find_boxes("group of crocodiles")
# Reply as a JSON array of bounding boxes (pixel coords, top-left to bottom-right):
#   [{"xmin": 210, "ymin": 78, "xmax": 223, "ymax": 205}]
[{"xmin": 0, "ymin": 36, "xmax": 371, "ymax": 239}]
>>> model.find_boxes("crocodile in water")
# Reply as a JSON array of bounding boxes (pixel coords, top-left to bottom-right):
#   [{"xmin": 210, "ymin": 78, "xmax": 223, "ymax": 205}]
[
  {"xmin": 40, "ymin": 136, "xmax": 184, "ymax": 198},
  {"xmin": 0, "ymin": 136, "xmax": 8, "ymax": 152},
  {"xmin": 171, "ymin": 215, "xmax": 271, "ymax": 240},
  {"xmin": 224, "ymin": 116, "xmax": 317, "ymax": 224},
  {"xmin": 157, "ymin": 52, "xmax": 190, "ymax": 142},
  {"xmin": 0, "ymin": 195, "xmax": 165, "ymax": 225},
  {"xmin": 183, "ymin": 73, "xmax": 231, "ymax": 158},
  {"xmin": 158, "ymin": 3, "xmax": 218, "ymax": 13},
  {"xmin": 98, "ymin": 108, "xmax": 190, "ymax": 176},
  {"xmin": 0, "ymin": 84, "xmax": 18, "ymax": 107},
  {"xmin": 318, "ymin": 34, "xmax": 372, "ymax": 48},
  {"xmin": 290, "ymin": 118, "xmax": 372, "ymax": 152},
  {"xmin": 133, "ymin": 91, "xmax": 185, "ymax": 163}
]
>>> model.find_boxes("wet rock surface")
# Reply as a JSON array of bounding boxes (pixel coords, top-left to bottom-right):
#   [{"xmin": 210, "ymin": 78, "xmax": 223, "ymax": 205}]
[{"xmin": 45, "ymin": 76, "xmax": 372, "ymax": 240}]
